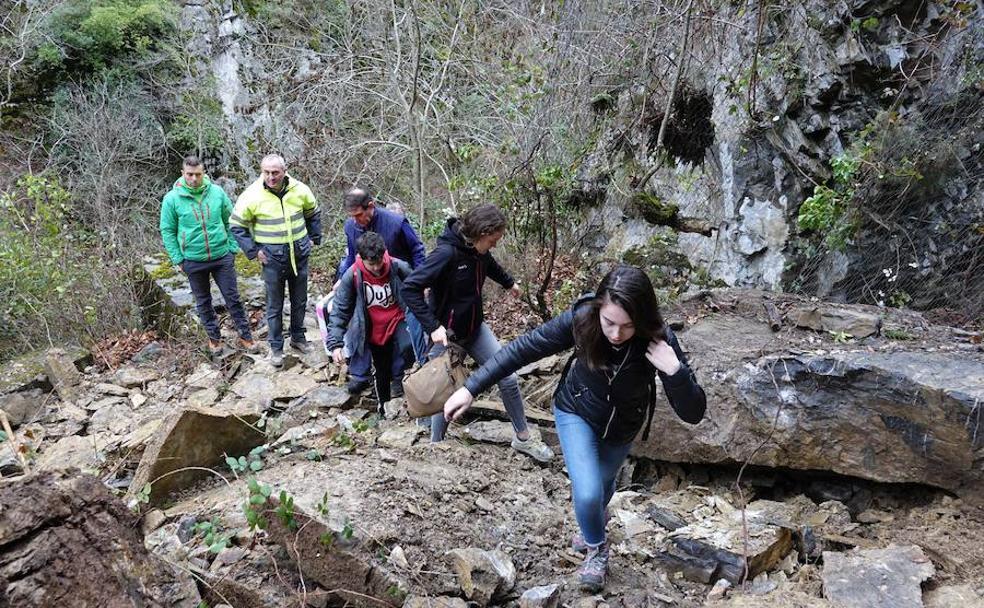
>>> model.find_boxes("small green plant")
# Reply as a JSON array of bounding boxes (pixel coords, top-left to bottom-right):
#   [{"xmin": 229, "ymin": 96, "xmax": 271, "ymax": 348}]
[
  {"xmin": 850, "ymin": 16, "xmax": 879, "ymax": 32},
  {"xmin": 334, "ymin": 432, "xmax": 354, "ymax": 449},
  {"xmin": 829, "ymin": 330, "xmax": 852, "ymax": 344},
  {"xmin": 243, "ymin": 477, "xmax": 272, "ymax": 531},
  {"xmin": 341, "ymin": 519, "xmax": 354, "ymax": 540},
  {"xmin": 319, "ymin": 531, "xmax": 336, "ymax": 549},
  {"xmin": 884, "ymin": 328, "xmax": 915, "ymax": 340},
  {"xmin": 275, "ymin": 490, "xmax": 298, "ymax": 531},
  {"xmin": 194, "ymin": 518, "xmax": 231, "ymax": 554},
  {"xmin": 887, "ymin": 290, "xmax": 912, "ymax": 308},
  {"xmin": 386, "ymin": 585, "xmax": 406, "ymax": 602},
  {"xmin": 316, "ymin": 492, "xmax": 330, "ymax": 517},
  {"xmin": 129, "ymin": 482, "xmax": 152, "ymax": 513},
  {"xmin": 306, "ymin": 449, "xmax": 324, "ymax": 462},
  {"xmin": 225, "ymin": 445, "xmax": 267, "ymax": 476}
]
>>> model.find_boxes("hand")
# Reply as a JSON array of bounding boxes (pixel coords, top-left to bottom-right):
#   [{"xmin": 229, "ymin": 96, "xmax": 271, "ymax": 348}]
[
  {"xmin": 444, "ymin": 387, "xmax": 474, "ymax": 422},
  {"xmin": 431, "ymin": 326, "xmax": 449, "ymax": 347},
  {"xmin": 332, "ymin": 348, "xmax": 345, "ymax": 365},
  {"xmin": 176, "ymin": 263, "xmax": 185, "ymax": 274},
  {"xmin": 509, "ymin": 283, "xmax": 522, "ymax": 299},
  {"xmin": 646, "ymin": 340, "xmax": 681, "ymax": 376},
  {"xmin": 330, "ymin": 279, "xmax": 340, "ymax": 294},
  {"xmin": 257, "ymin": 249, "xmax": 269, "ymax": 265}
]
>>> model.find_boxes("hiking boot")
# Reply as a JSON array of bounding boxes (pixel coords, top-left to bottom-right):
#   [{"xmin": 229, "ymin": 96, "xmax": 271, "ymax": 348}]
[
  {"xmin": 578, "ymin": 542, "xmax": 610, "ymax": 592},
  {"xmin": 511, "ymin": 436, "xmax": 555, "ymax": 463},
  {"xmin": 208, "ymin": 339, "xmax": 224, "ymax": 357},
  {"xmin": 239, "ymin": 338, "xmax": 260, "ymax": 354},
  {"xmin": 269, "ymin": 348, "xmax": 284, "ymax": 368},
  {"xmin": 346, "ymin": 377, "xmax": 373, "ymax": 395},
  {"xmin": 290, "ymin": 340, "xmax": 311, "ymax": 354}
]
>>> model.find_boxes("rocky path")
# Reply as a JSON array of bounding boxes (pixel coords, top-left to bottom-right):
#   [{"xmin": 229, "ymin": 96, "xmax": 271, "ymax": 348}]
[{"xmin": 1, "ymin": 288, "xmax": 983, "ymax": 607}]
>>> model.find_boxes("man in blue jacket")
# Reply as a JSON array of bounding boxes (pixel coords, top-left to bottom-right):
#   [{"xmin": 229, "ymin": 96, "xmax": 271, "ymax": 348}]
[{"xmin": 333, "ymin": 188, "xmax": 426, "ymax": 394}]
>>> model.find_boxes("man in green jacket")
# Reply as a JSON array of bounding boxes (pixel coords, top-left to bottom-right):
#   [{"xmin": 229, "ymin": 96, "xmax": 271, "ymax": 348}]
[
  {"xmin": 159, "ymin": 156, "xmax": 257, "ymax": 356},
  {"xmin": 230, "ymin": 154, "xmax": 322, "ymax": 367}
]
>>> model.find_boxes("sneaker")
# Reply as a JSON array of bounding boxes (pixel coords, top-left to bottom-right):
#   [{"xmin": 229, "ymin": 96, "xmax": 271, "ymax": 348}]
[
  {"xmin": 346, "ymin": 377, "xmax": 373, "ymax": 395},
  {"xmin": 511, "ymin": 436, "xmax": 555, "ymax": 463},
  {"xmin": 239, "ymin": 338, "xmax": 260, "ymax": 354},
  {"xmin": 578, "ymin": 542, "xmax": 610, "ymax": 592},
  {"xmin": 290, "ymin": 340, "xmax": 311, "ymax": 354},
  {"xmin": 208, "ymin": 339, "xmax": 224, "ymax": 357},
  {"xmin": 270, "ymin": 349, "xmax": 284, "ymax": 367}
]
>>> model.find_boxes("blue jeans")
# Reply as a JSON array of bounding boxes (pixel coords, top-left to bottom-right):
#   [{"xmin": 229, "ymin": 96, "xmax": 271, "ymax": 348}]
[
  {"xmin": 184, "ymin": 253, "xmax": 252, "ymax": 341},
  {"xmin": 429, "ymin": 322, "xmax": 528, "ymax": 442},
  {"xmin": 261, "ymin": 243, "xmax": 309, "ymax": 351},
  {"xmin": 554, "ymin": 406, "xmax": 633, "ymax": 546}
]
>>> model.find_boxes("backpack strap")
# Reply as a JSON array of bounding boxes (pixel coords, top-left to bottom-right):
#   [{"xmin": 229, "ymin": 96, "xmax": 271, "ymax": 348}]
[{"xmin": 641, "ymin": 375, "xmax": 658, "ymax": 441}]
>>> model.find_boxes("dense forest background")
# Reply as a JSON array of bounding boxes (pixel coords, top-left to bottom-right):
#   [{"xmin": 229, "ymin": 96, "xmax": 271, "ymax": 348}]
[{"xmin": 1, "ymin": 0, "xmax": 981, "ymax": 361}]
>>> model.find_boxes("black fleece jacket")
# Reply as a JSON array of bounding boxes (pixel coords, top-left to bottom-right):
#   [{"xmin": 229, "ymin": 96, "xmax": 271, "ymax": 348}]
[
  {"xmin": 464, "ymin": 296, "xmax": 706, "ymax": 444},
  {"xmin": 402, "ymin": 218, "xmax": 515, "ymax": 343}
]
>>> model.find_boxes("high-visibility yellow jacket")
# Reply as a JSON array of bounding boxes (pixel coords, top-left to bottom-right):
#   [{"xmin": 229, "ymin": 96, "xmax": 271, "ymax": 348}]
[{"xmin": 230, "ymin": 175, "xmax": 322, "ymax": 273}]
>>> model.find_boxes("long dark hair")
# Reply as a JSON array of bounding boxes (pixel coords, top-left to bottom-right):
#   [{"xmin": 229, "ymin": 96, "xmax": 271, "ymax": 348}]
[{"xmin": 573, "ymin": 265, "xmax": 667, "ymax": 370}]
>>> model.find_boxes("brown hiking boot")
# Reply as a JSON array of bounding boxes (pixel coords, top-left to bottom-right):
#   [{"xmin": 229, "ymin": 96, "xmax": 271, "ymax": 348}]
[
  {"xmin": 239, "ymin": 337, "xmax": 260, "ymax": 354},
  {"xmin": 208, "ymin": 339, "xmax": 224, "ymax": 357}
]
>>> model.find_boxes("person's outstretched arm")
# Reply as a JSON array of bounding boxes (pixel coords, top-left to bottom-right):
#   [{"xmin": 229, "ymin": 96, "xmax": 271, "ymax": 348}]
[{"xmin": 445, "ymin": 310, "xmax": 576, "ymax": 421}]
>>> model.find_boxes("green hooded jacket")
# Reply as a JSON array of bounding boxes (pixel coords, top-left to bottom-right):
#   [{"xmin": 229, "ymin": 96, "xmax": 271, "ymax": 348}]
[{"xmin": 159, "ymin": 176, "xmax": 239, "ymax": 265}]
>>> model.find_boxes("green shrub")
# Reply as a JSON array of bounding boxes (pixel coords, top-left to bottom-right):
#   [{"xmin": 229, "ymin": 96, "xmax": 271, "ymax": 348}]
[{"xmin": 33, "ymin": 0, "xmax": 176, "ymax": 90}]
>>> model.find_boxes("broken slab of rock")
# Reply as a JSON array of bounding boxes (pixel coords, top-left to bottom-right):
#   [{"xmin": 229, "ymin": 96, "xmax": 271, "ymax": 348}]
[
  {"xmin": 822, "ymin": 544, "xmax": 934, "ymax": 608},
  {"xmin": 128, "ymin": 406, "xmax": 266, "ymax": 506},
  {"xmin": 655, "ymin": 499, "xmax": 796, "ymax": 584},
  {"xmin": 636, "ymin": 345, "xmax": 984, "ymax": 497},
  {"xmin": 403, "ymin": 598, "xmax": 468, "ymax": 608},
  {"xmin": 377, "ymin": 424, "xmax": 425, "ymax": 449},
  {"xmin": 231, "ymin": 370, "xmax": 317, "ymax": 405},
  {"xmin": 264, "ymin": 500, "xmax": 404, "ymax": 607},
  {"xmin": 0, "ymin": 471, "xmax": 201, "ymax": 607},
  {"xmin": 114, "ymin": 365, "xmax": 162, "ymax": 388},
  {"xmin": 36, "ymin": 433, "xmax": 112, "ymax": 472},
  {"xmin": 272, "ymin": 417, "xmax": 339, "ymax": 447},
  {"xmin": 787, "ymin": 303, "xmax": 882, "ymax": 338},
  {"xmin": 0, "ymin": 388, "xmax": 45, "ymax": 427},
  {"xmin": 44, "ymin": 348, "xmax": 83, "ymax": 402},
  {"xmin": 447, "ymin": 547, "xmax": 517, "ymax": 607},
  {"xmin": 519, "ymin": 583, "xmax": 560, "ymax": 608}
]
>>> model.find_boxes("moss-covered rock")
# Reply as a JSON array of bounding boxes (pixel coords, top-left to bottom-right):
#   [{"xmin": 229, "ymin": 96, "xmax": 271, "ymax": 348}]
[{"xmin": 632, "ymin": 193, "xmax": 679, "ymax": 225}]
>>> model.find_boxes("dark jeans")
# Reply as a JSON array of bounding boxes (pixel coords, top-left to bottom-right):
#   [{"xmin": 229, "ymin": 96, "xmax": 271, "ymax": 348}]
[
  {"xmin": 368, "ymin": 320, "xmax": 414, "ymax": 405},
  {"xmin": 348, "ymin": 345, "xmax": 372, "ymax": 383},
  {"xmin": 184, "ymin": 253, "xmax": 252, "ymax": 341},
  {"xmin": 261, "ymin": 244, "xmax": 309, "ymax": 351}
]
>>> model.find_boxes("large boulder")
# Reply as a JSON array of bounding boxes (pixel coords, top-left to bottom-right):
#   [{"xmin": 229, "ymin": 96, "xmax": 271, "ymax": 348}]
[
  {"xmin": 0, "ymin": 471, "xmax": 200, "ymax": 607},
  {"xmin": 634, "ymin": 312, "xmax": 984, "ymax": 496}
]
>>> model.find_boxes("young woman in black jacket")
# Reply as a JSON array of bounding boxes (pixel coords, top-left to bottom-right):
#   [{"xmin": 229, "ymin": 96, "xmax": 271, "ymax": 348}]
[
  {"xmin": 444, "ymin": 265, "xmax": 706, "ymax": 592},
  {"xmin": 402, "ymin": 204, "xmax": 554, "ymax": 461}
]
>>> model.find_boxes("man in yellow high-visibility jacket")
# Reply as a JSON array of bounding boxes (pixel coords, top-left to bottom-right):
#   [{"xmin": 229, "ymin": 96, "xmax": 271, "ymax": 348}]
[{"xmin": 231, "ymin": 154, "xmax": 322, "ymax": 367}]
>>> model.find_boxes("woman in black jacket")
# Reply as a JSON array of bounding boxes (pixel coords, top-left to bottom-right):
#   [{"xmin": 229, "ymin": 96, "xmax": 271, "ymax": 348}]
[
  {"xmin": 402, "ymin": 204, "xmax": 554, "ymax": 461},
  {"xmin": 444, "ymin": 265, "xmax": 706, "ymax": 592}
]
